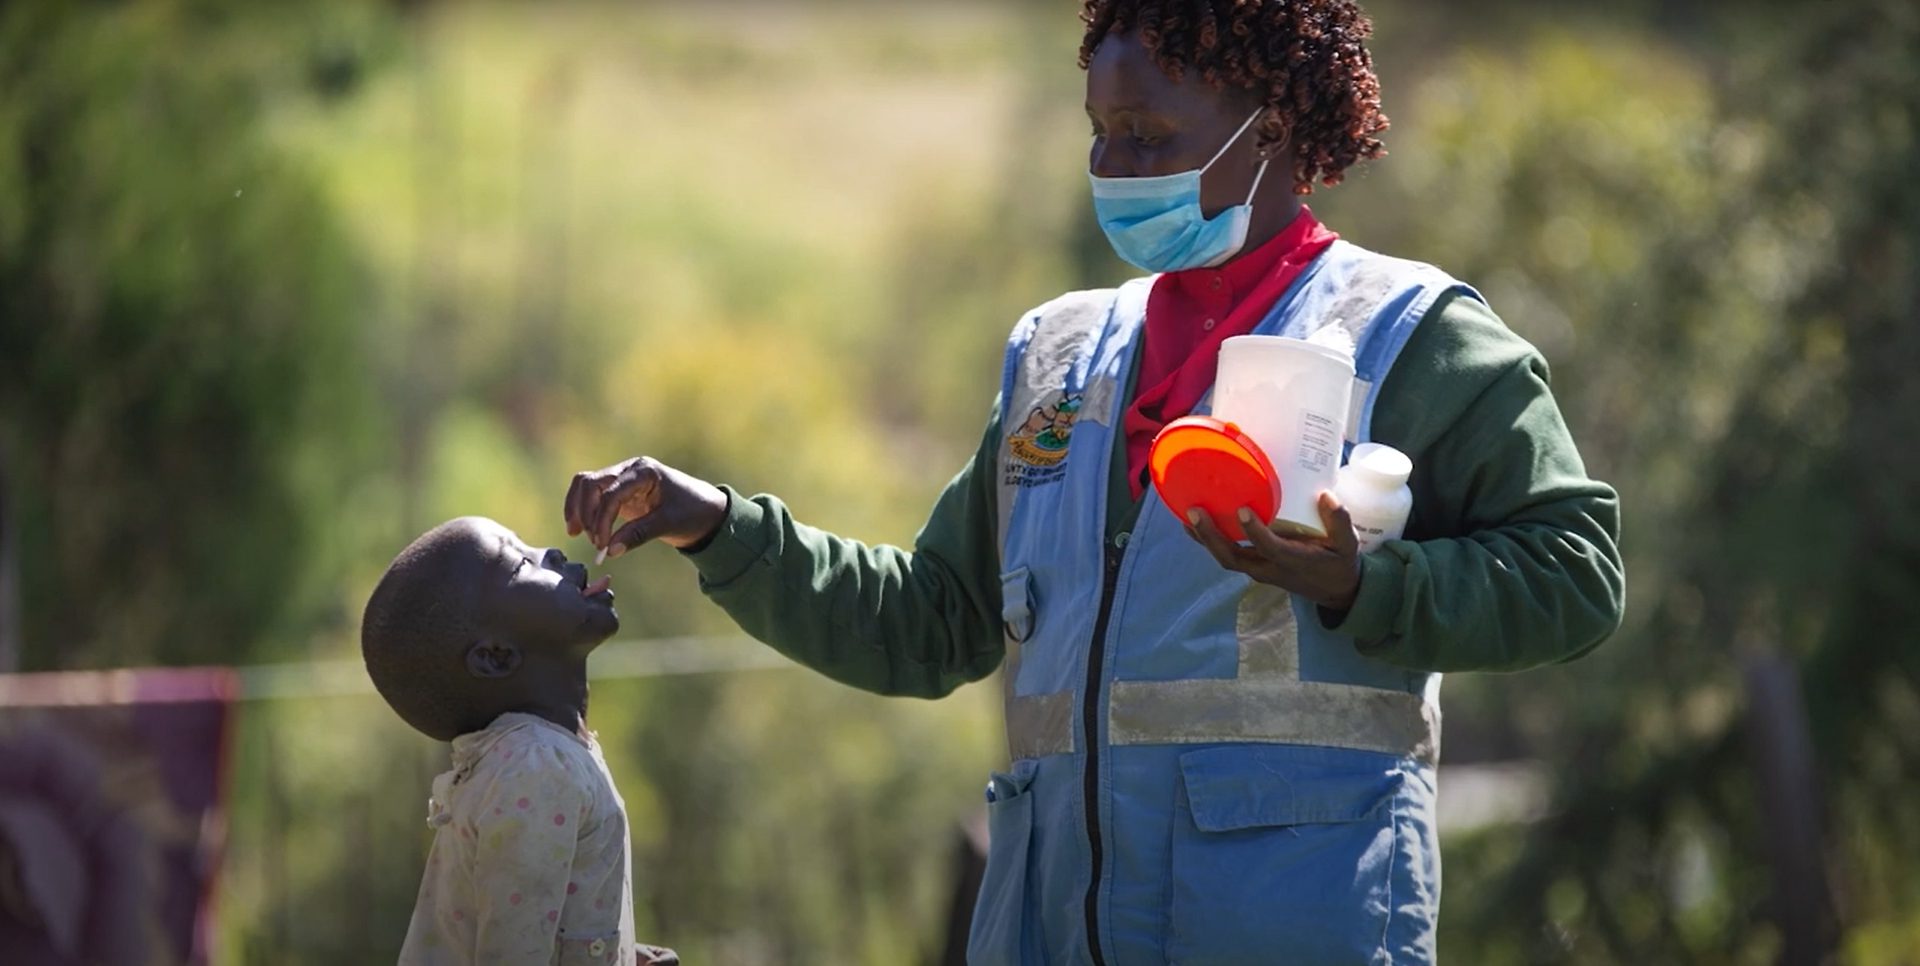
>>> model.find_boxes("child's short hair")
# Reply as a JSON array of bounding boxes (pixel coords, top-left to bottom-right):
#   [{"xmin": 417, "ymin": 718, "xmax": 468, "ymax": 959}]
[{"xmin": 361, "ymin": 520, "xmax": 492, "ymax": 741}]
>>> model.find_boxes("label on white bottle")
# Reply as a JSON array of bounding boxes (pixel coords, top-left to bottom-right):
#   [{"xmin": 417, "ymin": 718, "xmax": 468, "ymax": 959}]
[
  {"xmin": 1296, "ymin": 409, "xmax": 1340, "ymax": 473},
  {"xmin": 1351, "ymin": 522, "xmax": 1395, "ymax": 556}
]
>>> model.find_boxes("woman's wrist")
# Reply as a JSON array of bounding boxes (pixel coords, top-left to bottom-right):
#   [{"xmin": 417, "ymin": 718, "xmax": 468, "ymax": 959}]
[
  {"xmin": 1320, "ymin": 553, "xmax": 1364, "ymax": 611},
  {"xmin": 664, "ymin": 482, "xmax": 730, "ymax": 552}
]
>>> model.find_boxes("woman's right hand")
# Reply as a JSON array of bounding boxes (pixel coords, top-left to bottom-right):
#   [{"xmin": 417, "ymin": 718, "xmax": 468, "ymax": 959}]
[{"xmin": 563, "ymin": 456, "xmax": 729, "ymax": 557}]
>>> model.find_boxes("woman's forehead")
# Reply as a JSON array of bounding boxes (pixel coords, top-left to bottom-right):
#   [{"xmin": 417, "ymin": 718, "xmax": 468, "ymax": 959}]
[
  {"xmin": 1087, "ymin": 32, "xmax": 1164, "ymax": 105},
  {"xmin": 1086, "ymin": 31, "xmax": 1225, "ymax": 117}
]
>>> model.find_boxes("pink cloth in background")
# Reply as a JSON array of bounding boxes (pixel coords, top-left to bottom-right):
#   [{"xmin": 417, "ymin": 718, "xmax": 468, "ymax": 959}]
[{"xmin": 0, "ymin": 667, "xmax": 237, "ymax": 965}]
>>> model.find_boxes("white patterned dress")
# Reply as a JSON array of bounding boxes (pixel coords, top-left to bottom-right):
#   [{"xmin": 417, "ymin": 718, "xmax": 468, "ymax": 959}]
[{"xmin": 399, "ymin": 713, "xmax": 635, "ymax": 965}]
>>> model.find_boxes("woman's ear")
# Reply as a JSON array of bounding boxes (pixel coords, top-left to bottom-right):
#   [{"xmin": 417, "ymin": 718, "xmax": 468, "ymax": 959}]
[
  {"xmin": 1256, "ymin": 111, "xmax": 1291, "ymax": 161},
  {"xmin": 465, "ymin": 640, "xmax": 523, "ymax": 679}
]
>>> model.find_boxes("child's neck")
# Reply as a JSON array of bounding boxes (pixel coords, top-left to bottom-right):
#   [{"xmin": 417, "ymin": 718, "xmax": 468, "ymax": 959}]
[
  {"xmin": 509, "ymin": 664, "xmax": 592, "ymax": 743},
  {"xmin": 516, "ymin": 699, "xmax": 589, "ymax": 742}
]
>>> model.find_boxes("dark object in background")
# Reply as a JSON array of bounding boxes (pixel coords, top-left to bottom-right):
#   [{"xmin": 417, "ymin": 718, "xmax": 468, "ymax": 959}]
[
  {"xmin": 934, "ymin": 813, "xmax": 988, "ymax": 966},
  {"xmin": 636, "ymin": 942, "xmax": 680, "ymax": 965},
  {"xmin": 1741, "ymin": 650, "xmax": 1839, "ymax": 966},
  {"xmin": 0, "ymin": 669, "xmax": 238, "ymax": 966},
  {"xmin": 0, "ymin": 727, "xmax": 153, "ymax": 964}
]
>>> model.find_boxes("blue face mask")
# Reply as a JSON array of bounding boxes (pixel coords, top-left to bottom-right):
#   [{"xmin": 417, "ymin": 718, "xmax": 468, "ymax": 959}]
[{"xmin": 1089, "ymin": 109, "xmax": 1272, "ymax": 273}]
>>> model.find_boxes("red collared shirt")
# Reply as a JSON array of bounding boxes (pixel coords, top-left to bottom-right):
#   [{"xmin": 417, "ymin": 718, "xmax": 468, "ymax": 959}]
[{"xmin": 1123, "ymin": 208, "xmax": 1340, "ymax": 498}]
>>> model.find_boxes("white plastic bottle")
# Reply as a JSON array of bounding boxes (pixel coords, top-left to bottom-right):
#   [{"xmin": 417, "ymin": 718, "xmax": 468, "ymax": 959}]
[{"xmin": 1334, "ymin": 443, "xmax": 1414, "ymax": 555}]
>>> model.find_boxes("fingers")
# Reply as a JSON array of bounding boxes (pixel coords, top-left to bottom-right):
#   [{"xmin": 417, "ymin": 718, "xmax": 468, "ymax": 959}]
[
  {"xmin": 606, "ymin": 516, "xmax": 663, "ymax": 558},
  {"xmin": 580, "ymin": 469, "xmax": 611, "ymax": 547},
  {"xmin": 592, "ymin": 458, "xmax": 658, "ymax": 549},
  {"xmin": 564, "ymin": 473, "xmax": 586, "ymax": 536},
  {"xmin": 1239, "ymin": 507, "xmax": 1307, "ymax": 561},
  {"xmin": 1237, "ymin": 509, "xmax": 1340, "ymax": 594},
  {"xmin": 1176, "ymin": 500, "xmax": 1363, "ymax": 607},
  {"xmin": 564, "ymin": 459, "xmax": 639, "ymax": 549},
  {"xmin": 1187, "ymin": 509, "xmax": 1248, "ymax": 573},
  {"xmin": 566, "ymin": 457, "xmax": 700, "ymax": 555},
  {"xmin": 1316, "ymin": 490, "xmax": 1359, "ymax": 556}
]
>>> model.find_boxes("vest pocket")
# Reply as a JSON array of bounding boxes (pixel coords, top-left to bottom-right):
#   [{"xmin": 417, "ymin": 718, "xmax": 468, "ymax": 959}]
[
  {"xmin": 1165, "ymin": 748, "xmax": 1403, "ymax": 966},
  {"xmin": 967, "ymin": 760, "xmax": 1041, "ymax": 966},
  {"xmin": 1000, "ymin": 568, "xmax": 1035, "ymax": 644}
]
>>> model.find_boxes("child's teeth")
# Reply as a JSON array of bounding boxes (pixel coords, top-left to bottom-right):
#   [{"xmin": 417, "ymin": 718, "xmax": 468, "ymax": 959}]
[{"xmin": 582, "ymin": 575, "xmax": 613, "ymax": 598}]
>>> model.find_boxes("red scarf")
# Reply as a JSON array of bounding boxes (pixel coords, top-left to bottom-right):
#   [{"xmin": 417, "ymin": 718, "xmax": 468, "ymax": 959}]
[{"xmin": 1123, "ymin": 208, "xmax": 1339, "ymax": 499}]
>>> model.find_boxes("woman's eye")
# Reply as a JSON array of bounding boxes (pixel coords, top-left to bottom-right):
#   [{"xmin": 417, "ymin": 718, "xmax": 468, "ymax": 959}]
[{"xmin": 1131, "ymin": 133, "xmax": 1164, "ymax": 147}]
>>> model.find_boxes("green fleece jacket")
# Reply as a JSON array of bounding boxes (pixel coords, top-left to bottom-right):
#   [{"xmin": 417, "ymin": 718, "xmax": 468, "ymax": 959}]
[{"xmin": 683, "ymin": 289, "xmax": 1625, "ymax": 698}]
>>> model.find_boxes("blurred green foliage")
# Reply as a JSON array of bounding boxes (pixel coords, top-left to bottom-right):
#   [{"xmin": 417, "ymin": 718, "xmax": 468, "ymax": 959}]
[
  {"xmin": 2, "ymin": 1, "xmax": 1917, "ymax": 964},
  {"xmin": 1313, "ymin": 2, "xmax": 1920, "ymax": 961},
  {"xmin": 0, "ymin": 0, "xmax": 395, "ymax": 670}
]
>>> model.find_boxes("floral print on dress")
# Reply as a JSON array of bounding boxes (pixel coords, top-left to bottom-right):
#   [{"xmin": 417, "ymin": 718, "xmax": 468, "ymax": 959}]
[{"xmin": 398, "ymin": 713, "xmax": 637, "ymax": 965}]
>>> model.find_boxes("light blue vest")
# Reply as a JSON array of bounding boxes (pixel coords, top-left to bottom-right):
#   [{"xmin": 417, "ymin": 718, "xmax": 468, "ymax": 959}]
[{"xmin": 968, "ymin": 241, "xmax": 1481, "ymax": 966}]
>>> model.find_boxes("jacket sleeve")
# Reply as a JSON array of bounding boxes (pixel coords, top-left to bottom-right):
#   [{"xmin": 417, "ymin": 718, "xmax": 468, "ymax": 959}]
[
  {"xmin": 1323, "ymin": 292, "xmax": 1626, "ymax": 672},
  {"xmin": 681, "ymin": 401, "xmax": 1007, "ymax": 698}
]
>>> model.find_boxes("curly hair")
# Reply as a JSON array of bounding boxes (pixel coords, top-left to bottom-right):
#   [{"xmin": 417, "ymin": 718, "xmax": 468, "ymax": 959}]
[{"xmin": 1080, "ymin": 0, "xmax": 1389, "ymax": 194}]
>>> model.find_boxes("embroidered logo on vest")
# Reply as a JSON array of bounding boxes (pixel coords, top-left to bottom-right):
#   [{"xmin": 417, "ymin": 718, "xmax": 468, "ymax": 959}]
[{"xmin": 1005, "ymin": 391, "xmax": 1080, "ymax": 487}]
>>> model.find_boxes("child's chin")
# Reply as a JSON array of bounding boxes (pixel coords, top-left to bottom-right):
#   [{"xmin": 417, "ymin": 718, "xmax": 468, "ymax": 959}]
[{"xmin": 583, "ymin": 604, "xmax": 621, "ymax": 640}]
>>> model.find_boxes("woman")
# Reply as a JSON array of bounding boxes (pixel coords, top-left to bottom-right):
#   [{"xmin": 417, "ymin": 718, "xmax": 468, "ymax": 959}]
[{"xmin": 564, "ymin": 1, "xmax": 1625, "ymax": 962}]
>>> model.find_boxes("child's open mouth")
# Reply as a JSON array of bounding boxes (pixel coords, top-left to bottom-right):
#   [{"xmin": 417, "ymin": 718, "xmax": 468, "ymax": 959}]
[{"xmin": 581, "ymin": 574, "xmax": 613, "ymax": 599}]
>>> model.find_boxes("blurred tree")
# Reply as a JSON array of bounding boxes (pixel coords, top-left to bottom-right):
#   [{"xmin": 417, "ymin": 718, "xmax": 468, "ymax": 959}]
[
  {"xmin": 0, "ymin": 0, "xmax": 394, "ymax": 669},
  {"xmin": 1343, "ymin": 1, "xmax": 1920, "ymax": 961},
  {"xmin": 7, "ymin": 1, "xmax": 1912, "ymax": 963}
]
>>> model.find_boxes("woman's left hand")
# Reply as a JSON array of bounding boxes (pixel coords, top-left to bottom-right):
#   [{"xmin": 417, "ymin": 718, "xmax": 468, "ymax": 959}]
[{"xmin": 1186, "ymin": 491, "xmax": 1363, "ymax": 611}]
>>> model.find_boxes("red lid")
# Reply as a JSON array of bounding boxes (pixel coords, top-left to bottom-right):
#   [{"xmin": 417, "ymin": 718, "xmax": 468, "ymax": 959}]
[{"xmin": 1148, "ymin": 416, "xmax": 1281, "ymax": 538}]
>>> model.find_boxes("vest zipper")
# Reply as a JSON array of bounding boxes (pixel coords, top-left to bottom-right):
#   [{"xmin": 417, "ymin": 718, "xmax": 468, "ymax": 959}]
[{"xmin": 1081, "ymin": 538, "xmax": 1125, "ymax": 966}]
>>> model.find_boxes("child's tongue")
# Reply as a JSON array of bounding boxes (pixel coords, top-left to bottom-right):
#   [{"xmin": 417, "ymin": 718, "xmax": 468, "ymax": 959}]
[{"xmin": 582, "ymin": 574, "xmax": 613, "ymax": 598}]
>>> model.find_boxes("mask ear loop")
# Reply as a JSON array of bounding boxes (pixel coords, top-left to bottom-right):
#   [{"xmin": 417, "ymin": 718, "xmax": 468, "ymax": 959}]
[
  {"xmin": 1243, "ymin": 156, "xmax": 1271, "ymax": 205},
  {"xmin": 1201, "ymin": 108, "xmax": 1267, "ymax": 172},
  {"xmin": 1201, "ymin": 108, "xmax": 1273, "ymax": 206}
]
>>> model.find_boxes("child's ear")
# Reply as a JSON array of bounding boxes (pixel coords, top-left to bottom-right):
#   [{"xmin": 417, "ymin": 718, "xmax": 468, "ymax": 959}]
[{"xmin": 465, "ymin": 640, "xmax": 522, "ymax": 679}]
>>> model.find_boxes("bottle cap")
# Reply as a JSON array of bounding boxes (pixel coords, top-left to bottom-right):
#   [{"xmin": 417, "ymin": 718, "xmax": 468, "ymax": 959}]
[
  {"xmin": 1344, "ymin": 442, "xmax": 1413, "ymax": 490},
  {"xmin": 1148, "ymin": 416, "xmax": 1281, "ymax": 537}
]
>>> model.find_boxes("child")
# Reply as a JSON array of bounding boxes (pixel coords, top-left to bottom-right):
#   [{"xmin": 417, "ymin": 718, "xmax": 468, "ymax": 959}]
[{"xmin": 362, "ymin": 516, "xmax": 676, "ymax": 965}]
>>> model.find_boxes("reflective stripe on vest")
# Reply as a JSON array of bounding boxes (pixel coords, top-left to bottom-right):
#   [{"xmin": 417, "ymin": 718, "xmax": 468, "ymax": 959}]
[{"xmin": 1006, "ymin": 584, "xmax": 1440, "ymax": 764}]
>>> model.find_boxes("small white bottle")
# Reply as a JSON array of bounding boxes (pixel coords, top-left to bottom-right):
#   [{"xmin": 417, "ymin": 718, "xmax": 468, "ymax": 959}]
[{"xmin": 1334, "ymin": 443, "xmax": 1414, "ymax": 555}]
